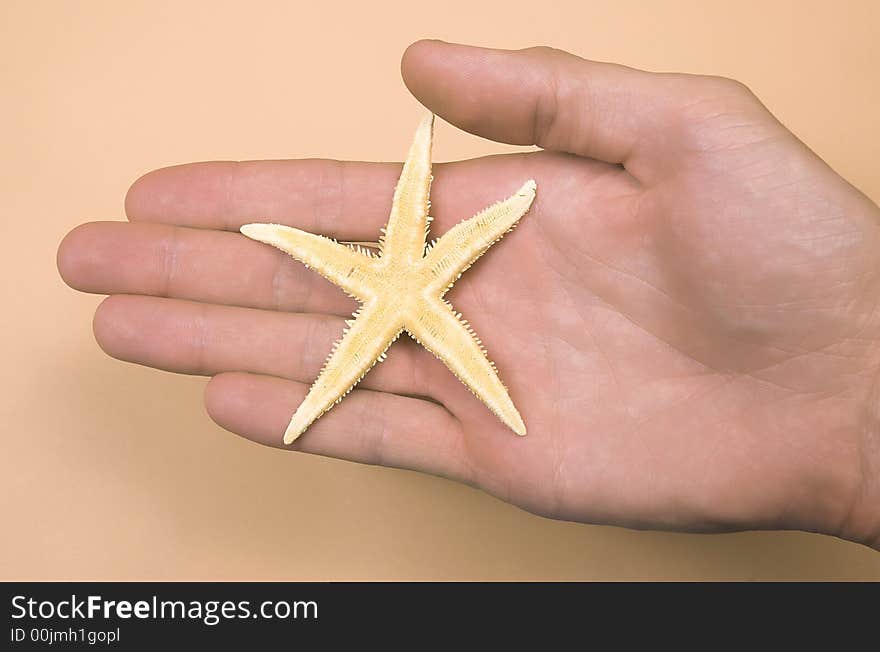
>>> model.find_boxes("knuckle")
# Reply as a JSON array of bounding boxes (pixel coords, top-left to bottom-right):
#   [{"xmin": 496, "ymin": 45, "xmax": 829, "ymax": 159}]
[
  {"xmin": 361, "ymin": 391, "xmax": 389, "ymax": 467},
  {"xmin": 297, "ymin": 317, "xmax": 320, "ymax": 377},
  {"xmin": 667, "ymin": 73, "xmax": 778, "ymax": 153},
  {"xmin": 311, "ymin": 159, "xmax": 346, "ymax": 235},
  {"xmin": 532, "ymin": 75, "xmax": 561, "ymax": 146},
  {"xmin": 269, "ymin": 251, "xmax": 288, "ymax": 311},
  {"xmin": 699, "ymin": 74, "xmax": 754, "ymax": 98},
  {"xmin": 190, "ymin": 304, "xmax": 210, "ymax": 373},
  {"xmin": 520, "ymin": 45, "xmax": 559, "ymax": 58},
  {"xmin": 679, "ymin": 73, "xmax": 763, "ymax": 114},
  {"xmin": 158, "ymin": 228, "xmax": 179, "ymax": 297}
]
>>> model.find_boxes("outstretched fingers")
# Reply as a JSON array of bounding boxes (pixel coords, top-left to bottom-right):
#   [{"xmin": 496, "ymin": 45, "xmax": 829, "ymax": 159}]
[{"xmin": 60, "ymin": 154, "xmax": 575, "ymax": 317}]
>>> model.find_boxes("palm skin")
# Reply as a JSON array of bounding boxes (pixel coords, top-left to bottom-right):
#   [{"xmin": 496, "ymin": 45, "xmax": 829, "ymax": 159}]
[{"xmin": 57, "ymin": 41, "xmax": 880, "ymax": 547}]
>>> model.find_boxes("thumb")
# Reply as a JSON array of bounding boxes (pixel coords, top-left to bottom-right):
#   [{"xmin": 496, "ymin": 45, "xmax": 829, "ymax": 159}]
[{"xmin": 401, "ymin": 40, "xmax": 764, "ymax": 183}]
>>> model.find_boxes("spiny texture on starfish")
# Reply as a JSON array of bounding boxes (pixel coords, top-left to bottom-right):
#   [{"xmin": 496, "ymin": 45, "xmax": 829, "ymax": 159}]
[{"xmin": 241, "ymin": 114, "xmax": 536, "ymax": 444}]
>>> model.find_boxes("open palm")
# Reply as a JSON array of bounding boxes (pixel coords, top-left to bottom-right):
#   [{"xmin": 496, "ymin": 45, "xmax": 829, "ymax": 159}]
[{"xmin": 58, "ymin": 41, "xmax": 880, "ymax": 547}]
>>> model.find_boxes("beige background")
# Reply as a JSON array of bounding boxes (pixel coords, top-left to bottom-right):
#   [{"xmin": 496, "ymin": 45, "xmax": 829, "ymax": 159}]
[{"xmin": 2, "ymin": 0, "xmax": 879, "ymax": 579}]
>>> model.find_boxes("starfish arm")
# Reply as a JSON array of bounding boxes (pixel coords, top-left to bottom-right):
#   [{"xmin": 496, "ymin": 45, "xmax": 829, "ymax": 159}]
[
  {"xmin": 240, "ymin": 223, "xmax": 377, "ymax": 301},
  {"xmin": 380, "ymin": 113, "xmax": 434, "ymax": 264},
  {"xmin": 421, "ymin": 179, "xmax": 536, "ymax": 295},
  {"xmin": 283, "ymin": 301, "xmax": 403, "ymax": 444},
  {"xmin": 406, "ymin": 298, "xmax": 526, "ymax": 436}
]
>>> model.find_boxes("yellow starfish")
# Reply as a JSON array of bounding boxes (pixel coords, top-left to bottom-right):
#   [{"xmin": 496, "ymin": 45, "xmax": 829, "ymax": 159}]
[{"xmin": 241, "ymin": 114, "xmax": 537, "ymax": 444}]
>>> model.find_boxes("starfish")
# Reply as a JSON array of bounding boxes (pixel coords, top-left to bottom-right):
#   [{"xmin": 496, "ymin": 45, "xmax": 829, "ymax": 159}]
[{"xmin": 240, "ymin": 114, "xmax": 537, "ymax": 444}]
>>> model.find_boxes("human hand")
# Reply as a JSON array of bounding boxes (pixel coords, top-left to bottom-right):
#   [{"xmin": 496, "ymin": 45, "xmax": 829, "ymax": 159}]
[{"xmin": 57, "ymin": 40, "xmax": 880, "ymax": 548}]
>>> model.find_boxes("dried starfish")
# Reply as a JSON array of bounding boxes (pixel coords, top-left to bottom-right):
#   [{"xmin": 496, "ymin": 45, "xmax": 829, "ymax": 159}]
[{"xmin": 241, "ymin": 114, "xmax": 536, "ymax": 444}]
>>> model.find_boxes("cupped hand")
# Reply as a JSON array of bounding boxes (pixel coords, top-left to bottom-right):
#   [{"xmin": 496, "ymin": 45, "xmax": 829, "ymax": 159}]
[{"xmin": 57, "ymin": 41, "xmax": 880, "ymax": 547}]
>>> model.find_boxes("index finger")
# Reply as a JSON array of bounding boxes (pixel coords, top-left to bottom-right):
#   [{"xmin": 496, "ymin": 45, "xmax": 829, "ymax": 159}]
[{"xmin": 125, "ymin": 159, "xmax": 404, "ymax": 240}]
